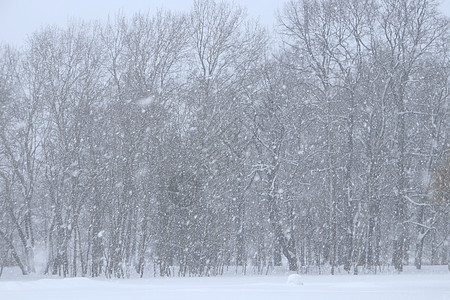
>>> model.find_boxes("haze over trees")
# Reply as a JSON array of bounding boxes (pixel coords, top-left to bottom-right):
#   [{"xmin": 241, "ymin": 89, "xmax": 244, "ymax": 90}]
[{"xmin": 0, "ymin": 0, "xmax": 448, "ymax": 278}]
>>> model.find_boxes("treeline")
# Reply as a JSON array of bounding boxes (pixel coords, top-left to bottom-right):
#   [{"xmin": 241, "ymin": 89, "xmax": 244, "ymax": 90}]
[{"xmin": 0, "ymin": 0, "xmax": 448, "ymax": 278}]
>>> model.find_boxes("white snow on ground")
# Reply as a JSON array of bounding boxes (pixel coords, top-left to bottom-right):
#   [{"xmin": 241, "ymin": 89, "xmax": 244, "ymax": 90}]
[
  {"xmin": 0, "ymin": 267, "xmax": 449, "ymax": 300},
  {"xmin": 286, "ymin": 273, "xmax": 303, "ymax": 285}
]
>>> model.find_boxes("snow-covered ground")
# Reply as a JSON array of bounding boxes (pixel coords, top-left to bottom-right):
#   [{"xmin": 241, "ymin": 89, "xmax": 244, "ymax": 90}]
[{"xmin": 1, "ymin": 266, "xmax": 449, "ymax": 300}]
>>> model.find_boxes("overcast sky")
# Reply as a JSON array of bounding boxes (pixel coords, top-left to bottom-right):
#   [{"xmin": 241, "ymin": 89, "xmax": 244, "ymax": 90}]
[{"xmin": 1, "ymin": 0, "xmax": 449, "ymax": 46}]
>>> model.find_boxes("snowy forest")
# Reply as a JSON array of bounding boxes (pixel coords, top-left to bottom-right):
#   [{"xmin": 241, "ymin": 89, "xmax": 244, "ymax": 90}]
[{"xmin": 0, "ymin": 0, "xmax": 448, "ymax": 279}]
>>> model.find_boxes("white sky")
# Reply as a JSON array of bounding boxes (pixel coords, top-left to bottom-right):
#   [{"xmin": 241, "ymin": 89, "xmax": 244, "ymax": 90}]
[
  {"xmin": 0, "ymin": 0, "xmax": 280, "ymax": 46},
  {"xmin": 0, "ymin": 0, "xmax": 449, "ymax": 46}
]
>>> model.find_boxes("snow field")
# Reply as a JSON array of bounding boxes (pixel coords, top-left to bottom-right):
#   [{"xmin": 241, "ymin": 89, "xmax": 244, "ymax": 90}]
[{"xmin": 1, "ymin": 272, "xmax": 449, "ymax": 300}]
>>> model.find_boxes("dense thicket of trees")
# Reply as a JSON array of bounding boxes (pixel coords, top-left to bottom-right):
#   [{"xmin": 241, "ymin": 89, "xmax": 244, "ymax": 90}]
[{"xmin": 0, "ymin": 0, "xmax": 448, "ymax": 277}]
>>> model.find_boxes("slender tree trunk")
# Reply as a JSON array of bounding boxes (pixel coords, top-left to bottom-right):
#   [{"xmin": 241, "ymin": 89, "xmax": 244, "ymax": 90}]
[{"xmin": 393, "ymin": 75, "xmax": 408, "ymax": 272}]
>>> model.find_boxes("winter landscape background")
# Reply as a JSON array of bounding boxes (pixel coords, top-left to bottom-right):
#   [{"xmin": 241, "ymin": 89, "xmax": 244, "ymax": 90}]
[{"xmin": 0, "ymin": 3, "xmax": 449, "ymax": 296}]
